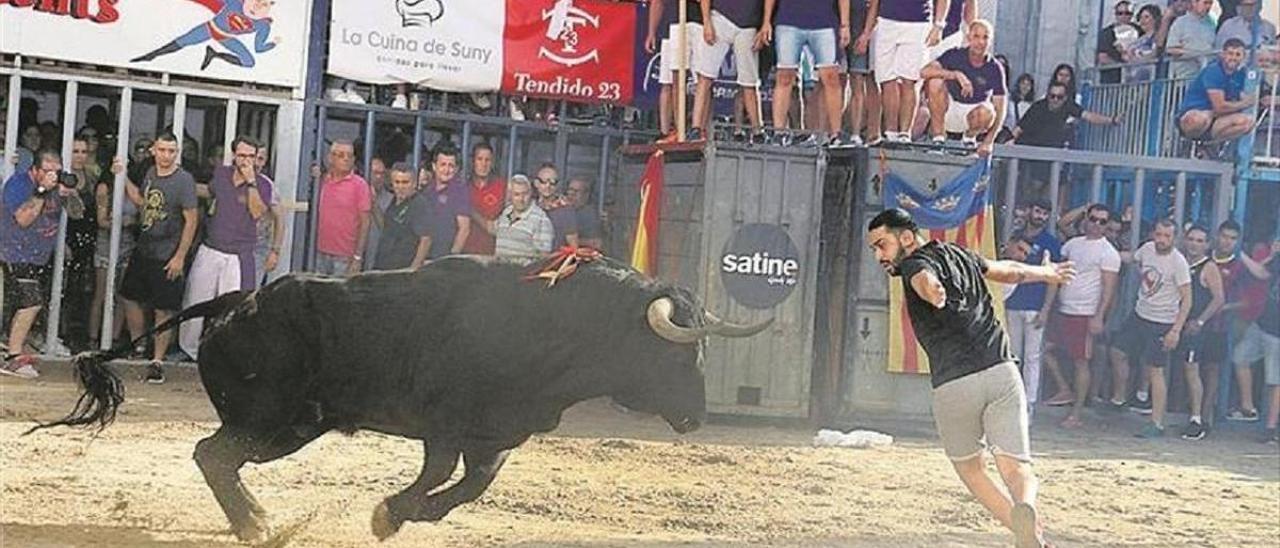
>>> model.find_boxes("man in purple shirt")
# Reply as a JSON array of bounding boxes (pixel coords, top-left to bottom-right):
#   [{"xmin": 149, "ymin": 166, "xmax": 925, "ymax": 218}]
[
  {"xmin": 422, "ymin": 146, "xmax": 472, "ymax": 259},
  {"xmin": 179, "ymin": 136, "xmax": 271, "ymax": 360},
  {"xmin": 920, "ymin": 20, "xmax": 1007, "ymax": 156},
  {"xmin": 861, "ymin": 0, "xmax": 950, "ymax": 143},
  {"xmin": 758, "ymin": 0, "xmax": 851, "ymax": 144},
  {"xmin": 929, "ymin": 0, "xmax": 973, "ymax": 60},
  {"xmin": 692, "ymin": 0, "xmax": 765, "ymax": 141}
]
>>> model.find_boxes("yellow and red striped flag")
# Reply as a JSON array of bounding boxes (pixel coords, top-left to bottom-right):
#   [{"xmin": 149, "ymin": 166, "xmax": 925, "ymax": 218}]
[
  {"xmin": 630, "ymin": 150, "xmax": 665, "ymax": 275},
  {"xmin": 882, "ymin": 159, "xmax": 1004, "ymax": 375}
]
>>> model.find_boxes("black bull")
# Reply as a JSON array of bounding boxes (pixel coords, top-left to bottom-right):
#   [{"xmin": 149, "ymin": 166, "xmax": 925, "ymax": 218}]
[{"xmin": 31, "ymin": 256, "xmax": 771, "ymax": 541}]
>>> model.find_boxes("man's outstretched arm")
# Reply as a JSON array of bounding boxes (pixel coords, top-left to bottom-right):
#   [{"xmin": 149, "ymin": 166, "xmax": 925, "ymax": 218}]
[{"xmin": 983, "ymin": 257, "xmax": 1077, "ymax": 286}]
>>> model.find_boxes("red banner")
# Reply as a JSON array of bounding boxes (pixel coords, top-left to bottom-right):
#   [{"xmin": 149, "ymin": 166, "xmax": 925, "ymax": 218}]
[{"xmin": 501, "ymin": 0, "xmax": 637, "ymax": 103}]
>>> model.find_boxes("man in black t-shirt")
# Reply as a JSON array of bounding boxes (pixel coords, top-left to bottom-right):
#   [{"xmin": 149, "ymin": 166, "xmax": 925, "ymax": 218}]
[
  {"xmin": 867, "ymin": 208, "xmax": 1075, "ymax": 548},
  {"xmin": 1012, "ymin": 82, "xmax": 1120, "ymax": 149}
]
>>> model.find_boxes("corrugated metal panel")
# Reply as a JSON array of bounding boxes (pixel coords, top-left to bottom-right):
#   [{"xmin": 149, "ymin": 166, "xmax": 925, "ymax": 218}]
[
  {"xmin": 840, "ymin": 149, "xmax": 980, "ymax": 417},
  {"xmin": 699, "ymin": 143, "xmax": 823, "ymax": 418}
]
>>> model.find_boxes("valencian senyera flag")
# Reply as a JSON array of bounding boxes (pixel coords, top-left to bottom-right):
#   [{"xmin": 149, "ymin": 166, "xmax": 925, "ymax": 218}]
[
  {"xmin": 630, "ymin": 150, "xmax": 665, "ymax": 275},
  {"xmin": 883, "ymin": 159, "xmax": 1004, "ymax": 375}
]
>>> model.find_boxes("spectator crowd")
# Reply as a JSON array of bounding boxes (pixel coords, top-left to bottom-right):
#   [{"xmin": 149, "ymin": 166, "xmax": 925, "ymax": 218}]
[
  {"xmin": 0, "ymin": 115, "xmax": 603, "ymax": 383},
  {"xmin": 1002, "ymin": 200, "xmax": 1279, "ymax": 444}
]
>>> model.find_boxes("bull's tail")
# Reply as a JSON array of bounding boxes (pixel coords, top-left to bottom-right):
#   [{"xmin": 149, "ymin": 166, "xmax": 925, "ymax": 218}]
[{"xmin": 25, "ymin": 290, "xmax": 255, "ymax": 435}]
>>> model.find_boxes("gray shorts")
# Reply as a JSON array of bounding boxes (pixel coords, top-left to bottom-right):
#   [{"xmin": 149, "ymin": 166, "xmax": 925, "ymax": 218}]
[
  {"xmin": 932, "ymin": 362, "xmax": 1032, "ymax": 463},
  {"xmin": 1234, "ymin": 323, "xmax": 1280, "ymax": 386}
]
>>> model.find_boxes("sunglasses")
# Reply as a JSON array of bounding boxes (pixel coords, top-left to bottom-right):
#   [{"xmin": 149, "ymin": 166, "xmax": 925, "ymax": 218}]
[
  {"xmin": 1048, "ymin": 94, "xmax": 1066, "ymax": 100},
  {"xmin": 1089, "ymin": 216, "xmax": 1110, "ymax": 224},
  {"xmin": 535, "ymin": 177, "xmax": 556, "ymax": 185}
]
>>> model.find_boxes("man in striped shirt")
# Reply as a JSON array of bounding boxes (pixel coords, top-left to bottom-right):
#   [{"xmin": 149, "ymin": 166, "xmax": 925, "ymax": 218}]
[{"xmin": 487, "ymin": 175, "xmax": 553, "ymax": 258}]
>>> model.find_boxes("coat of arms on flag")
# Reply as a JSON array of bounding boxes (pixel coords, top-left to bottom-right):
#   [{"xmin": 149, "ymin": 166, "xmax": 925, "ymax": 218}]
[{"xmin": 881, "ymin": 159, "xmax": 1004, "ymax": 375}]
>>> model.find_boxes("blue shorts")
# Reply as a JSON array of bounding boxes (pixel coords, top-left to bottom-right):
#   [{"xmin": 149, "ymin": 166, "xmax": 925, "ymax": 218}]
[{"xmin": 776, "ymin": 25, "xmax": 838, "ymax": 70}]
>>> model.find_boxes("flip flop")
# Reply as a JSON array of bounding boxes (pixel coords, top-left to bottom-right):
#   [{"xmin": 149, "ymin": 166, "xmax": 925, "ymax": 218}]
[{"xmin": 1043, "ymin": 393, "xmax": 1075, "ymax": 407}]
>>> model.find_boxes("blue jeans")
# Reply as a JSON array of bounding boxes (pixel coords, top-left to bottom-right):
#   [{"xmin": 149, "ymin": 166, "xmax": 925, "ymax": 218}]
[
  {"xmin": 315, "ymin": 252, "xmax": 353, "ymax": 276},
  {"xmin": 775, "ymin": 25, "xmax": 837, "ymax": 70}
]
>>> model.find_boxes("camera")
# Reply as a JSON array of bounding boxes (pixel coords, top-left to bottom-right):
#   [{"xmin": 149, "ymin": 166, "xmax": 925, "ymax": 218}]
[{"xmin": 57, "ymin": 171, "xmax": 79, "ymax": 188}]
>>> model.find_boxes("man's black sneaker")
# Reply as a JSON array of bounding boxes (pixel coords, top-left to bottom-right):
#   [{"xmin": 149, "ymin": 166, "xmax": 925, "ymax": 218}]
[
  {"xmin": 1128, "ymin": 398, "xmax": 1153, "ymax": 415},
  {"xmin": 1180, "ymin": 420, "xmax": 1206, "ymax": 441},
  {"xmin": 143, "ymin": 361, "xmax": 165, "ymax": 385}
]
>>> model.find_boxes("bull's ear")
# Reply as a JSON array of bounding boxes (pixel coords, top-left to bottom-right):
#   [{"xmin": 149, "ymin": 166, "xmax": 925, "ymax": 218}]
[{"xmin": 646, "ymin": 297, "xmax": 706, "ymax": 344}]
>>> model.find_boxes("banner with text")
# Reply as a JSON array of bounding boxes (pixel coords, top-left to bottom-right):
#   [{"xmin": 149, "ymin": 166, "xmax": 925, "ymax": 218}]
[
  {"xmin": 327, "ymin": 0, "xmax": 639, "ymax": 102},
  {"xmin": 501, "ymin": 0, "xmax": 637, "ymax": 103},
  {"xmin": 0, "ymin": 0, "xmax": 311, "ymax": 88},
  {"xmin": 328, "ymin": 0, "xmax": 504, "ymax": 91}
]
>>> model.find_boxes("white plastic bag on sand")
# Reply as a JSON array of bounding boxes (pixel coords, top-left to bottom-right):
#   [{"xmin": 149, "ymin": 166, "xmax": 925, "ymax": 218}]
[{"xmin": 813, "ymin": 428, "xmax": 894, "ymax": 448}]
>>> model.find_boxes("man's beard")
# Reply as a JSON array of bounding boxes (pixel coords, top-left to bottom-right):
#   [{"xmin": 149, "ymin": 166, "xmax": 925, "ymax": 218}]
[{"xmin": 881, "ymin": 248, "xmax": 907, "ymax": 276}]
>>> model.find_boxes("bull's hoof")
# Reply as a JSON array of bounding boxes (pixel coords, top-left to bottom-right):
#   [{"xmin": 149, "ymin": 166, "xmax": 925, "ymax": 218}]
[
  {"xmin": 232, "ymin": 517, "xmax": 268, "ymax": 543},
  {"xmin": 371, "ymin": 501, "xmax": 403, "ymax": 541}
]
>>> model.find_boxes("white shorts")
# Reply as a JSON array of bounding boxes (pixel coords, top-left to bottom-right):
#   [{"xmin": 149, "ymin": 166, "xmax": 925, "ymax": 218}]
[
  {"xmin": 928, "ymin": 30, "xmax": 965, "ymax": 61},
  {"xmin": 945, "ymin": 100, "xmax": 994, "ymax": 133},
  {"xmin": 695, "ymin": 11, "xmax": 760, "ymax": 86},
  {"xmin": 659, "ymin": 22, "xmax": 704, "ymax": 85},
  {"xmin": 874, "ymin": 18, "xmax": 930, "ymax": 83}
]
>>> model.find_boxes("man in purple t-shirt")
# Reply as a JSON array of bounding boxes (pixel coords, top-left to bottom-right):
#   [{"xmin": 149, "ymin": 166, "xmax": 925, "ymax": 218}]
[
  {"xmin": 928, "ymin": 0, "xmax": 973, "ymax": 60},
  {"xmin": 179, "ymin": 136, "xmax": 271, "ymax": 360},
  {"xmin": 759, "ymin": 0, "xmax": 851, "ymax": 144},
  {"xmin": 422, "ymin": 146, "xmax": 473, "ymax": 259},
  {"xmin": 920, "ymin": 20, "xmax": 1007, "ymax": 156},
  {"xmin": 862, "ymin": 0, "xmax": 949, "ymax": 143}
]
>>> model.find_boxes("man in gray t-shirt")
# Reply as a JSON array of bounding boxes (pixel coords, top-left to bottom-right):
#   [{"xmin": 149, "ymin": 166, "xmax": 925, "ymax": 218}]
[
  {"xmin": 1167, "ymin": 0, "xmax": 1218, "ymax": 79},
  {"xmin": 119, "ymin": 134, "xmax": 199, "ymax": 383},
  {"xmin": 1121, "ymin": 219, "xmax": 1193, "ymax": 438}
]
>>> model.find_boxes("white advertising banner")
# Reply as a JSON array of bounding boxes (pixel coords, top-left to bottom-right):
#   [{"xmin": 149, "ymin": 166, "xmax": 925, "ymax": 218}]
[
  {"xmin": 0, "ymin": 0, "xmax": 311, "ymax": 88},
  {"xmin": 327, "ymin": 0, "xmax": 505, "ymax": 91}
]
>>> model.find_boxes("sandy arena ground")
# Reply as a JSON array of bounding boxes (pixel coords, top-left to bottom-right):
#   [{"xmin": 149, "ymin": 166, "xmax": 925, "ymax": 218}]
[{"xmin": 2, "ymin": 362, "xmax": 1278, "ymax": 547}]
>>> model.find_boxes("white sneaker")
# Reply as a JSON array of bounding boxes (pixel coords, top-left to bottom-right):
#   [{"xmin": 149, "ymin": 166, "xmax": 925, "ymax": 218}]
[
  {"xmin": 509, "ymin": 100, "xmax": 526, "ymax": 121},
  {"xmin": 391, "ymin": 93, "xmax": 408, "ymax": 109},
  {"xmin": 961, "ymin": 136, "xmax": 979, "ymax": 148},
  {"xmin": 470, "ymin": 92, "xmax": 492, "ymax": 110},
  {"xmin": 0, "ymin": 356, "xmax": 39, "ymax": 379}
]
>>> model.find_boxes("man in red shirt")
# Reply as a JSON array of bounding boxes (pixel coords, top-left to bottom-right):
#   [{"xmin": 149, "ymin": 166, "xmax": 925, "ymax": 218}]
[{"xmin": 463, "ymin": 142, "xmax": 506, "ymax": 255}]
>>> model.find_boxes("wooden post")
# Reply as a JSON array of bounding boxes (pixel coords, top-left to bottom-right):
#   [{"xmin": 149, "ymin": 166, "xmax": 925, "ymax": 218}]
[{"xmin": 676, "ymin": 0, "xmax": 687, "ymax": 142}]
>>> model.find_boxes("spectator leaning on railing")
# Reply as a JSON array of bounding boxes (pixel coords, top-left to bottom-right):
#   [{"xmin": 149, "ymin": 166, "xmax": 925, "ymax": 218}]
[
  {"xmin": 1166, "ymin": 0, "xmax": 1217, "ymax": 79},
  {"xmin": 1177, "ymin": 38, "xmax": 1255, "ymax": 144},
  {"xmin": 1012, "ymin": 81, "xmax": 1119, "ymax": 149}
]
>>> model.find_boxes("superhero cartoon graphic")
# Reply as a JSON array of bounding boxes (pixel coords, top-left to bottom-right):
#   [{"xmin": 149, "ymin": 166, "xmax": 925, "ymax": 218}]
[{"xmin": 131, "ymin": 0, "xmax": 280, "ymax": 70}]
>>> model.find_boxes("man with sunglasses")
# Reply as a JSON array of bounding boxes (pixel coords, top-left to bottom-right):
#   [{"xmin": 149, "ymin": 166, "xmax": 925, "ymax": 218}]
[
  {"xmin": 1046, "ymin": 204, "xmax": 1121, "ymax": 429},
  {"xmin": 1013, "ymin": 82, "xmax": 1119, "ymax": 149},
  {"xmin": 1, "ymin": 150, "xmax": 86, "ymax": 378},
  {"xmin": 532, "ymin": 163, "xmax": 579, "ymax": 249},
  {"xmin": 1098, "ymin": 1, "xmax": 1142, "ymax": 84}
]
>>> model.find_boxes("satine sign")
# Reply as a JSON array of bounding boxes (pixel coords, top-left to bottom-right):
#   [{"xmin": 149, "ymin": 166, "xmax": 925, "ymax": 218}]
[{"xmin": 720, "ymin": 223, "xmax": 801, "ymax": 309}]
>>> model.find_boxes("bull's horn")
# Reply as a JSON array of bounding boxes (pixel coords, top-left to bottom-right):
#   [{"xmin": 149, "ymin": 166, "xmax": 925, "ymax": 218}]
[
  {"xmin": 647, "ymin": 297, "xmax": 707, "ymax": 344},
  {"xmin": 704, "ymin": 311, "xmax": 775, "ymax": 338}
]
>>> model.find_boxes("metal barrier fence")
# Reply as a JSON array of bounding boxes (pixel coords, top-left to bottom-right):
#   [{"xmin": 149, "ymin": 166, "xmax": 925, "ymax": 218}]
[
  {"xmin": 1078, "ymin": 73, "xmax": 1192, "ymax": 159},
  {"xmin": 300, "ymin": 100, "xmax": 657, "ymax": 270}
]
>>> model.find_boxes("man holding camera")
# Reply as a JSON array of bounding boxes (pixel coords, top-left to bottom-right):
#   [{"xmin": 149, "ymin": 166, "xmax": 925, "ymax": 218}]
[{"xmin": 1, "ymin": 150, "xmax": 85, "ymax": 378}]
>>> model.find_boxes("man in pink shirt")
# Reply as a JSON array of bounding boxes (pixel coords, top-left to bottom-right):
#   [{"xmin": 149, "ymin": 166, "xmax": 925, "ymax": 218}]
[{"xmin": 316, "ymin": 140, "xmax": 371, "ymax": 276}]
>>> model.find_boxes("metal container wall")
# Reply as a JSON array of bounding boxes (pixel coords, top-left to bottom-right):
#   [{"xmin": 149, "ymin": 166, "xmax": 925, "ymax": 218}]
[
  {"xmin": 612, "ymin": 143, "xmax": 824, "ymax": 418},
  {"xmin": 838, "ymin": 148, "xmax": 979, "ymax": 417},
  {"xmin": 698, "ymin": 144, "xmax": 824, "ymax": 418}
]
